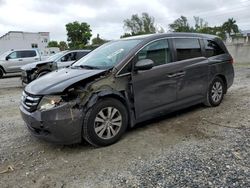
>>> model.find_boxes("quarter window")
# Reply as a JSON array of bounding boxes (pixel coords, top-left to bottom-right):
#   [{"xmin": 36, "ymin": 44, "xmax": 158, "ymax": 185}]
[
  {"xmin": 137, "ymin": 39, "xmax": 171, "ymax": 66},
  {"xmin": 204, "ymin": 40, "xmax": 225, "ymax": 57},
  {"xmin": 174, "ymin": 38, "xmax": 202, "ymax": 61}
]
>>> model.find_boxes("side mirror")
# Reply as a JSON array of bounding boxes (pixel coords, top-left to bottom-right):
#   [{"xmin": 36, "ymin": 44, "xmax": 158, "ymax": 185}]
[
  {"xmin": 134, "ymin": 59, "xmax": 154, "ymax": 71},
  {"xmin": 5, "ymin": 56, "xmax": 10, "ymax": 61}
]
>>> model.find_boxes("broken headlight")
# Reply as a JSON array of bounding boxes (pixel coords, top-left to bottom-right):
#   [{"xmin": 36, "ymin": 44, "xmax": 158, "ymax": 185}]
[{"xmin": 37, "ymin": 95, "xmax": 63, "ymax": 111}]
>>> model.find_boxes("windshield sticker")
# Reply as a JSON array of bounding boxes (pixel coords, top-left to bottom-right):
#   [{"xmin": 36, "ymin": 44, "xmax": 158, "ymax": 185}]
[{"xmin": 107, "ymin": 49, "xmax": 124, "ymax": 59}]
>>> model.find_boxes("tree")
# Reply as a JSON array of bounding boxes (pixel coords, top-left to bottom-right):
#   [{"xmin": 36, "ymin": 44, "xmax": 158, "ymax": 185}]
[
  {"xmin": 48, "ymin": 41, "xmax": 58, "ymax": 48},
  {"xmin": 194, "ymin": 16, "xmax": 208, "ymax": 32},
  {"xmin": 222, "ymin": 18, "xmax": 239, "ymax": 37},
  {"xmin": 92, "ymin": 34, "xmax": 107, "ymax": 46},
  {"xmin": 122, "ymin": 13, "xmax": 156, "ymax": 38},
  {"xmin": 169, "ymin": 16, "xmax": 193, "ymax": 32},
  {"xmin": 59, "ymin": 41, "xmax": 68, "ymax": 51},
  {"xmin": 66, "ymin": 21, "xmax": 92, "ymax": 49}
]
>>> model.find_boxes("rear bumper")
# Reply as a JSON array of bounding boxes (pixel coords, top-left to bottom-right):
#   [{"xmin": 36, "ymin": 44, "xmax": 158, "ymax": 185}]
[
  {"xmin": 226, "ymin": 65, "xmax": 234, "ymax": 89},
  {"xmin": 19, "ymin": 104, "xmax": 83, "ymax": 145}
]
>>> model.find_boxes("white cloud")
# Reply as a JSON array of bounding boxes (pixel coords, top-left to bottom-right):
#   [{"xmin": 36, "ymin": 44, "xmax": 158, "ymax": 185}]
[{"xmin": 0, "ymin": 0, "xmax": 249, "ymax": 41}]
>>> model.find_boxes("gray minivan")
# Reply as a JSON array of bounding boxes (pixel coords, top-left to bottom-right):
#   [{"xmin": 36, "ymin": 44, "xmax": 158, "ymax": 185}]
[{"xmin": 20, "ymin": 33, "xmax": 234, "ymax": 147}]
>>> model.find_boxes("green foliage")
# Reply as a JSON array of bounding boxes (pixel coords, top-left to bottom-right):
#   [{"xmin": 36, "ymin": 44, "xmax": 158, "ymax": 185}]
[
  {"xmin": 59, "ymin": 41, "xmax": 68, "ymax": 51},
  {"xmin": 222, "ymin": 18, "xmax": 239, "ymax": 36},
  {"xmin": 66, "ymin": 21, "xmax": 92, "ymax": 49},
  {"xmin": 92, "ymin": 34, "xmax": 108, "ymax": 46},
  {"xmin": 169, "ymin": 16, "xmax": 193, "ymax": 32},
  {"xmin": 47, "ymin": 41, "xmax": 59, "ymax": 48},
  {"xmin": 121, "ymin": 13, "xmax": 156, "ymax": 38},
  {"xmin": 169, "ymin": 16, "xmax": 240, "ymax": 40},
  {"xmin": 194, "ymin": 16, "xmax": 208, "ymax": 32}
]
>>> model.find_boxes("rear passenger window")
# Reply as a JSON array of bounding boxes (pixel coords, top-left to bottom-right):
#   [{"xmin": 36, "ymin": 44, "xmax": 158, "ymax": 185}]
[
  {"xmin": 137, "ymin": 39, "xmax": 171, "ymax": 66},
  {"xmin": 19, "ymin": 51, "xmax": 36, "ymax": 58},
  {"xmin": 174, "ymin": 38, "xmax": 202, "ymax": 61},
  {"xmin": 204, "ymin": 40, "xmax": 225, "ymax": 57}
]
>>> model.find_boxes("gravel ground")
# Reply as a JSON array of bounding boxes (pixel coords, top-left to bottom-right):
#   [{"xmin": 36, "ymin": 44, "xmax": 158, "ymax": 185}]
[{"xmin": 0, "ymin": 64, "xmax": 249, "ymax": 188}]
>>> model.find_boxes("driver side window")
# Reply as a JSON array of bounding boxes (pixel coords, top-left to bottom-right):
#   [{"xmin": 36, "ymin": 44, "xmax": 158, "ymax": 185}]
[
  {"xmin": 7, "ymin": 51, "xmax": 18, "ymax": 60},
  {"xmin": 137, "ymin": 39, "xmax": 171, "ymax": 67}
]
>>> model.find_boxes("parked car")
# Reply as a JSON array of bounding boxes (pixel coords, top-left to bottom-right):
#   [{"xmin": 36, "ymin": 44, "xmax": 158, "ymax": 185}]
[
  {"xmin": 21, "ymin": 50, "xmax": 90, "ymax": 84},
  {"xmin": 20, "ymin": 33, "xmax": 234, "ymax": 147},
  {"xmin": 0, "ymin": 49, "xmax": 41, "ymax": 78}
]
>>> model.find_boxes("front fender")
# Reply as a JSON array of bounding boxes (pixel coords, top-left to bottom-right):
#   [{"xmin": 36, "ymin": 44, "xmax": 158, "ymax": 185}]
[{"xmin": 83, "ymin": 89, "xmax": 135, "ymax": 127}]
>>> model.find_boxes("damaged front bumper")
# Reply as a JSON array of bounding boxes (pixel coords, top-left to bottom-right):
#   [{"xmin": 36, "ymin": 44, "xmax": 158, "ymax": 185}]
[{"xmin": 19, "ymin": 103, "xmax": 83, "ymax": 145}]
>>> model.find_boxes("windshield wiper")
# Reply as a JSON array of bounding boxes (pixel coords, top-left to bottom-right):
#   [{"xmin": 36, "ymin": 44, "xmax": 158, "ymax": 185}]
[{"xmin": 73, "ymin": 65, "xmax": 99, "ymax": 70}]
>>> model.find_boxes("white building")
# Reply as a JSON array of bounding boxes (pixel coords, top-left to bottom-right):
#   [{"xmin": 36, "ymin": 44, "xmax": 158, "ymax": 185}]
[{"xmin": 0, "ymin": 31, "xmax": 50, "ymax": 55}]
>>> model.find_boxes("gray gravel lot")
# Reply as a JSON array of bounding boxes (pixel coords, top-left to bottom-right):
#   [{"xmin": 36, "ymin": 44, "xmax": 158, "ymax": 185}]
[{"xmin": 0, "ymin": 65, "xmax": 249, "ymax": 188}]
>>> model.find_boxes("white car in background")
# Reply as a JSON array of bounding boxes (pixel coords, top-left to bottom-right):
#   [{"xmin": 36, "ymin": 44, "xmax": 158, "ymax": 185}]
[{"xmin": 0, "ymin": 49, "xmax": 41, "ymax": 78}]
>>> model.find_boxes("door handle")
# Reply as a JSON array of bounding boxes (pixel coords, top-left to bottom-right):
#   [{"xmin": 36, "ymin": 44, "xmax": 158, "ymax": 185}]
[
  {"xmin": 167, "ymin": 73, "xmax": 177, "ymax": 78},
  {"xmin": 167, "ymin": 71, "xmax": 185, "ymax": 78},
  {"xmin": 18, "ymin": 59, "xmax": 23, "ymax": 61},
  {"xmin": 175, "ymin": 71, "xmax": 185, "ymax": 77}
]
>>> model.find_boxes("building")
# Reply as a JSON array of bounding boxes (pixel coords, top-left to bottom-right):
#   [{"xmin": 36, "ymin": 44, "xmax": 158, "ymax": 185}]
[{"xmin": 0, "ymin": 31, "xmax": 50, "ymax": 55}]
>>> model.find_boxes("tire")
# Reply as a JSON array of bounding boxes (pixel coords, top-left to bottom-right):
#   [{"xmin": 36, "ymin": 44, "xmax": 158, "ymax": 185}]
[
  {"xmin": 0, "ymin": 68, "xmax": 4, "ymax": 79},
  {"xmin": 204, "ymin": 77, "xmax": 225, "ymax": 107},
  {"xmin": 37, "ymin": 71, "xmax": 50, "ymax": 78},
  {"xmin": 83, "ymin": 98, "xmax": 128, "ymax": 147}
]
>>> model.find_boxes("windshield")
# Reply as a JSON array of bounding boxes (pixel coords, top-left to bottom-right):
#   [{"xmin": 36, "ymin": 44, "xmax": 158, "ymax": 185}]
[
  {"xmin": 72, "ymin": 39, "xmax": 142, "ymax": 69},
  {"xmin": 0, "ymin": 51, "xmax": 11, "ymax": 60},
  {"xmin": 47, "ymin": 51, "xmax": 67, "ymax": 61}
]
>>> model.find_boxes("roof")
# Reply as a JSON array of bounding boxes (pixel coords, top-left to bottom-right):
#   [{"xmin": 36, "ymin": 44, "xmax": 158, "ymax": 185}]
[
  {"xmin": 0, "ymin": 31, "xmax": 50, "ymax": 40},
  {"xmin": 120, "ymin": 32, "xmax": 218, "ymax": 41}
]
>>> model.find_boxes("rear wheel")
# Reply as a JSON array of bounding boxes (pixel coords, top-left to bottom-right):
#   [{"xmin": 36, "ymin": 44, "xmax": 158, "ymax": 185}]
[
  {"xmin": 204, "ymin": 77, "xmax": 225, "ymax": 107},
  {"xmin": 83, "ymin": 98, "xmax": 128, "ymax": 147},
  {"xmin": 0, "ymin": 68, "xmax": 4, "ymax": 79}
]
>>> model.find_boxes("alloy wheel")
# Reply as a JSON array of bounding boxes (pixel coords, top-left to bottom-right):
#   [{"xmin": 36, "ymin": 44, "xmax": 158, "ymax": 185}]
[
  {"xmin": 211, "ymin": 81, "xmax": 223, "ymax": 103},
  {"xmin": 94, "ymin": 107, "xmax": 122, "ymax": 139}
]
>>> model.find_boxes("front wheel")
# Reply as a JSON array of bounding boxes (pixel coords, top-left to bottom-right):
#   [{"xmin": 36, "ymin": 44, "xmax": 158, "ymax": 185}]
[
  {"xmin": 83, "ymin": 98, "xmax": 128, "ymax": 147},
  {"xmin": 204, "ymin": 77, "xmax": 225, "ymax": 107}
]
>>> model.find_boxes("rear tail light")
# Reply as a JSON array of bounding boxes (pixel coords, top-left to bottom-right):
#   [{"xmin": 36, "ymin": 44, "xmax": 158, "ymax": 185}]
[{"xmin": 230, "ymin": 59, "xmax": 234, "ymax": 64}]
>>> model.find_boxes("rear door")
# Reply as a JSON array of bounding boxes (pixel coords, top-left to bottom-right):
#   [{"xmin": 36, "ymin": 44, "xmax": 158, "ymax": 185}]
[
  {"xmin": 131, "ymin": 39, "xmax": 180, "ymax": 120},
  {"xmin": 172, "ymin": 38, "xmax": 209, "ymax": 104}
]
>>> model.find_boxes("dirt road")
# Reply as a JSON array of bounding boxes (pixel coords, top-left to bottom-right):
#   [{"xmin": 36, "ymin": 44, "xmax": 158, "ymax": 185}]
[{"xmin": 0, "ymin": 65, "xmax": 249, "ymax": 187}]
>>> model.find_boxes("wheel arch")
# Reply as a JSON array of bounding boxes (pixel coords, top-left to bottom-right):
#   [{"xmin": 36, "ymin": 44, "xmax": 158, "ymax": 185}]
[
  {"xmin": 0, "ymin": 65, "xmax": 6, "ymax": 73},
  {"xmin": 215, "ymin": 74, "xmax": 228, "ymax": 93},
  {"xmin": 84, "ymin": 90, "xmax": 134, "ymax": 128},
  {"xmin": 36, "ymin": 69, "xmax": 51, "ymax": 78}
]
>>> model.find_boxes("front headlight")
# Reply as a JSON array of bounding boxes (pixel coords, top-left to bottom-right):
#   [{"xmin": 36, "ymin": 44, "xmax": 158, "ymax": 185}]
[{"xmin": 37, "ymin": 95, "xmax": 63, "ymax": 111}]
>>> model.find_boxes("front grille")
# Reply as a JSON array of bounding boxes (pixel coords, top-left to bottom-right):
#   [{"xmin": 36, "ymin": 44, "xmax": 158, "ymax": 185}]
[{"xmin": 21, "ymin": 91, "xmax": 41, "ymax": 112}]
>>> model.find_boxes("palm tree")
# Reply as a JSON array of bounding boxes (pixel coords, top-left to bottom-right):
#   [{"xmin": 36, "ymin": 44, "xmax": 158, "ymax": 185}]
[{"xmin": 222, "ymin": 18, "xmax": 239, "ymax": 37}]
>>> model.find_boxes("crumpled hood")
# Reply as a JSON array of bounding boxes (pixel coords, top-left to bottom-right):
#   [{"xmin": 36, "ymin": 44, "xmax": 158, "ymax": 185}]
[
  {"xmin": 25, "ymin": 68, "xmax": 107, "ymax": 95},
  {"xmin": 21, "ymin": 60, "xmax": 53, "ymax": 70}
]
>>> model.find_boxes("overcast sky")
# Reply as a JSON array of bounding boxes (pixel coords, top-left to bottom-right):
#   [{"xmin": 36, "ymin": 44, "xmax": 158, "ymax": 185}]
[{"xmin": 0, "ymin": 0, "xmax": 249, "ymax": 41}]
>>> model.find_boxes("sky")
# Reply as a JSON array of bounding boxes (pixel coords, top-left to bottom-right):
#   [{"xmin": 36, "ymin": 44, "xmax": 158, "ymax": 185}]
[{"xmin": 0, "ymin": 0, "xmax": 250, "ymax": 42}]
